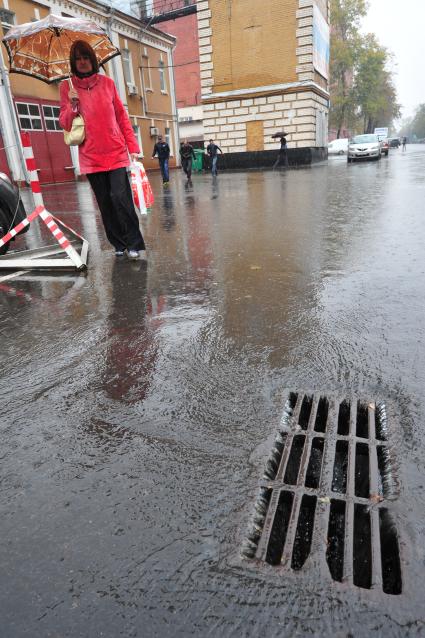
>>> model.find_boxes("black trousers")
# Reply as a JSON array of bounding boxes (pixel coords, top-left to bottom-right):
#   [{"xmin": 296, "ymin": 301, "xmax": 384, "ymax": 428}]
[
  {"xmin": 87, "ymin": 167, "xmax": 145, "ymax": 251},
  {"xmin": 181, "ymin": 157, "xmax": 192, "ymax": 178},
  {"xmin": 273, "ymin": 150, "xmax": 289, "ymax": 168}
]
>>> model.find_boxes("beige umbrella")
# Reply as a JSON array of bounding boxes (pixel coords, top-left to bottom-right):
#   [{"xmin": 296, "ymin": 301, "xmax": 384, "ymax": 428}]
[{"xmin": 2, "ymin": 13, "xmax": 120, "ymax": 84}]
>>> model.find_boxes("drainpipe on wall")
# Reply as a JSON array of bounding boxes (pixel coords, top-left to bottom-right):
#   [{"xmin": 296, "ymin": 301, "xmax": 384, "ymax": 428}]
[
  {"xmin": 0, "ymin": 49, "xmax": 27, "ymax": 182},
  {"xmin": 169, "ymin": 43, "xmax": 180, "ymax": 167}
]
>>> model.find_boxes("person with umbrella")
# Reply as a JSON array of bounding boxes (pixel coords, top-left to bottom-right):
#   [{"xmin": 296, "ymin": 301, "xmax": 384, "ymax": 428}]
[
  {"xmin": 273, "ymin": 132, "xmax": 289, "ymax": 169},
  {"xmin": 59, "ymin": 40, "xmax": 145, "ymax": 259},
  {"xmin": 3, "ymin": 15, "xmax": 146, "ymax": 259}
]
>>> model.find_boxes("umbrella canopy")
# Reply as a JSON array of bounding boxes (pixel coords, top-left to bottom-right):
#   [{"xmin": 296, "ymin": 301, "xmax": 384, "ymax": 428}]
[{"xmin": 2, "ymin": 13, "xmax": 120, "ymax": 84}]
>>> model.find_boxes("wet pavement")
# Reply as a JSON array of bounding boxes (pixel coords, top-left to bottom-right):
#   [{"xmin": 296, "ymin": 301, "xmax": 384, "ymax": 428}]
[{"xmin": 1, "ymin": 147, "xmax": 425, "ymax": 637}]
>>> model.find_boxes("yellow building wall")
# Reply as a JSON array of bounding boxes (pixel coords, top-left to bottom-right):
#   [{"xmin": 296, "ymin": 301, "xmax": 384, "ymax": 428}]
[
  {"xmin": 119, "ymin": 38, "xmax": 177, "ymax": 167},
  {"xmin": 2, "ymin": 0, "xmax": 59, "ymax": 100},
  {"xmin": 1, "ymin": 0, "xmax": 177, "ymax": 170},
  {"xmin": 209, "ymin": 0, "xmax": 298, "ymax": 93}
]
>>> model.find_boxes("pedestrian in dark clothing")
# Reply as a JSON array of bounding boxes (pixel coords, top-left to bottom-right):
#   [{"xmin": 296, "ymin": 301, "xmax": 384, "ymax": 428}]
[
  {"xmin": 402, "ymin": 136, "xmax": 407, "ymax": 151},
  {"xmin": 152, "ymin": 135, "xmax": 171, "ymax": 183},
  {"xmin": 206, "ymin": 139, "xmax": 222, "ymax": 176},
  {"xmin": 59, "ymin": 40, "xmax": 146, "ymax": 260},
  {"xmin": 180, "ymin": 139, "xmax": 196, "ymax": 181},
  {"xmin": 273, "ymin": 135, "xmax": 289, "ymax": 169}
]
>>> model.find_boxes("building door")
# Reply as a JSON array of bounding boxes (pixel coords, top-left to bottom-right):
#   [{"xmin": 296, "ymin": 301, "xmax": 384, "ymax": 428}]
[
  {"xmin": 316, "ymin": 110, "xmax": 328, "ymax": 147},
  {"xmin": 246, "ymin": 120, "xmax": 264, "ymax": 151},
  {"xmin": 14, "ymin": 98, "xmax": 74, "ymax": 184}
]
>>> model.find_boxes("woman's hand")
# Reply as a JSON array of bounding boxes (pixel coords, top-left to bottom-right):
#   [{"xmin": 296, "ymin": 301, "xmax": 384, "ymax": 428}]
[
  {"xmin": 68, "ymin": 86, "xmax": 78, "ymax": 104},
  {"xmin": 130, "ymin": 153, "xmax": 140, "ymax": 162}
]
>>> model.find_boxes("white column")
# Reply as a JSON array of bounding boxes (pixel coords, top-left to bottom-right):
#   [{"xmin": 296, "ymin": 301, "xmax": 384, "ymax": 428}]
[
  {"xmin": 168, "ymin": 45, "xmax": 180, "ymax": 166},
  {"xmin": 0, "ymin": 49, "xmax": 26, "ymax": 181}
]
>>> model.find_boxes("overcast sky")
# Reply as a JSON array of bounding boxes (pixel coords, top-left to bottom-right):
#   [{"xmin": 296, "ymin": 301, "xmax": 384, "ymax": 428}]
[{"xmin": 362, "ymin": 0, "xmax": 425, "ymax": 120}]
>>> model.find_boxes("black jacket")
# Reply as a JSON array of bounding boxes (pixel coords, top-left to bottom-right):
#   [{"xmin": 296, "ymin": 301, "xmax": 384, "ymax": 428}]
[
  {"xmin": 180, "ymin": 143, "xmax": 196, "ymax": 160},
  {"xmin": 152, "ymin": 141, "xmax": 170, "ymax": 160},
  {"xmin": 207, "ymin": 143, "xmax": 222, "ymax": 157}
]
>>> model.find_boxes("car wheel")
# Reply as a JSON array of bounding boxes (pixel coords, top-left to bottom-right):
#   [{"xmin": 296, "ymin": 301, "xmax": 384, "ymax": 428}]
[{"xmin": 338, "ymin": 150, "xmax": 345, "ymax": 155}]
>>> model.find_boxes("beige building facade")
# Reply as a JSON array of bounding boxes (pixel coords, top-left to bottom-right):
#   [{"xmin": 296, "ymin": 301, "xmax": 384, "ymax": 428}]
[
  {"xmin": 0, "ymin": 0, "xmax": 178, "ymax": 183},
  {"xmin": 196, "ymin": 0, "xmax": 330, "ymax": 155}
]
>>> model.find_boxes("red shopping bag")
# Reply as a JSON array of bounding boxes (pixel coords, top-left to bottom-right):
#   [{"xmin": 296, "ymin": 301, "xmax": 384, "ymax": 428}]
[
  {"xmin": 130, "ymin": 161, "xmax": 147, "ymax": 215},
  {"xmin": 138, "ymin": 161, "xmax": 154, "ymax": 208}
]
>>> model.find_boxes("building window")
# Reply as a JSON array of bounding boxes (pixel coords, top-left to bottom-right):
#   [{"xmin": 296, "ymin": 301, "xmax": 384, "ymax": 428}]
[
  {"xmin": 122, "ymin": 48, "xmax": 134, "ymax": 84},
  {"xmin": 141, "ymin": 54, "xmax": 152, "ymax": 91},
  {"xmin": 132, "ymin": 125, "xmax": 143, "ymax": 157},
  {"xmin": 16, "ymin": 102, "xmax": 43, "ymax": 131},
  {"xmin": 0, "ymin": 8, "xmax": 15, "ymax": 35},
  {"xmin": 159, "ymin": 60, "xmax": 166, "ymax": 93},
  {"xmin": 42, "ymin": 105, "xmax": 62, "ymax": 131}
]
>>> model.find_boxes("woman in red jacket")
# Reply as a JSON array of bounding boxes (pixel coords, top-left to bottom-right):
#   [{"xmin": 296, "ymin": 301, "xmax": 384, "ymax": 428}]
[{"xmin": 59, "ymin": 40, "xmax": 145, "ymax": 260}]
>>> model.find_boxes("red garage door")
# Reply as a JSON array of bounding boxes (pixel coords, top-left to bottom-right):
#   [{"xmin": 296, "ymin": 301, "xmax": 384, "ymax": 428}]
[{"xmin": 15, "ymin": 98, "xmax": 75, "ymax": 184}]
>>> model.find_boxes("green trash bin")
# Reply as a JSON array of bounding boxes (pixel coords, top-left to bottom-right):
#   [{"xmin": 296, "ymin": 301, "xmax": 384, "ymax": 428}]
[{"xmin": 193, "ymin": 148, "xmax": 204, "ymax": 173}]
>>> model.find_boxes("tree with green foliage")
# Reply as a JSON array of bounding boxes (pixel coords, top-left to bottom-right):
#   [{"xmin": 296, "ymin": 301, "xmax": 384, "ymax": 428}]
[
  {"xmin": 354, "ymin": 35, "xmax": 400, "ymax": 133},
  {"xmin": 400, "ymin": 105, "xmax": 425, "ymax": 140},
  {"xmin": 329, "ymin": 0, "xmax": 368, "ymax": 138},
  {"xmin": 330, "ymin": 0, "xmax": 400, "ymax": 137}
]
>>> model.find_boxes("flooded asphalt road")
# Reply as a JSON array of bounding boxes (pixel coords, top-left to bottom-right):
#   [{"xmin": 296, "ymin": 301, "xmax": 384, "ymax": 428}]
[{"xmin": 1, "ymin": 147, "xmax": 425, "ymax": 637}]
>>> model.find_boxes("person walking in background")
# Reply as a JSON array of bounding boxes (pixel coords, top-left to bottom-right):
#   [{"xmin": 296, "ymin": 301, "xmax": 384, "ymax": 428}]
[
  {"xmin": 180, "ymin": 139, "xmax": 196, "ymax": 182},
  {"xmin": 152, "ymin": 135, "xmax": 171, "ymax": 184},
  {"xmin": 273, "ymin": 134, "xmax": 289, "ymax": 169},
  {"xmin": 402, "ymin": 136, "xmax": 407, "ymax": 151},
  {"xmin": 206, "ymin": 139, "xmax": 222, "ymax": 176},
  {"xmin": 59, "ymin": 40, "xmax": 145, "ymax": 261}
]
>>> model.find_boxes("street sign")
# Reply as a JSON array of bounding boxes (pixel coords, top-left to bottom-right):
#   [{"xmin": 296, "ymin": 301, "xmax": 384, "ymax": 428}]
[{"xmin": 374, "ymin": 127, "xmax": 389, "ymax": 140}]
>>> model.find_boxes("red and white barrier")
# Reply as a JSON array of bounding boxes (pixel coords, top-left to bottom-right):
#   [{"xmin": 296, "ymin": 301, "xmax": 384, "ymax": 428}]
[
  {"xmin": 0, "ymin": 133, "xmax": 88, "ymax": 271},
  {"xmin": 21, "ymin": 131, "xmax": 44, "ymax": 209},
  {"xmin": 0, "ymin": 205, "xmax": 44, "ymax": 249}
]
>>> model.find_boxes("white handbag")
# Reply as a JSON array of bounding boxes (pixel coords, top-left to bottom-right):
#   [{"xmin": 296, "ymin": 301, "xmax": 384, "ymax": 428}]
[{"xmin": 63, "ymin": 115, "xmax": 85, "ymax": 146}]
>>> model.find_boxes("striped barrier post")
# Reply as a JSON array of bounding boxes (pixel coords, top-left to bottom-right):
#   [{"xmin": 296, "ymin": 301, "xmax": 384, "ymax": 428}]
[
  {"xmin": 21, "ymin": 131, "xmax": 44, "ymax": 208},
  {"xmin": 16, "ymin": 132, "xmax": 86, "ymax": 269}
]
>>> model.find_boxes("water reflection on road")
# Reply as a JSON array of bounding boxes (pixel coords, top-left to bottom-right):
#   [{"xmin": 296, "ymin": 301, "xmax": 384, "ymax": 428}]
[{"xmin": 1, "ymin": 146, "xmax": 425, "ymax": 637}]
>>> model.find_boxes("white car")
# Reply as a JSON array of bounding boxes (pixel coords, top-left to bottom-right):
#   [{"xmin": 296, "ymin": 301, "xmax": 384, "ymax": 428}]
[
  {"xmin": 347, "ymin": 134, "xmax": 381, "ymax": 163},
  {"xmin": 328, "ymin": 138, "xmax": 349, "ymax": 155}
]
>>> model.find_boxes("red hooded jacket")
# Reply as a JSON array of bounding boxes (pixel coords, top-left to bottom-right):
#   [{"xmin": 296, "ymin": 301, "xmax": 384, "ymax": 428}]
[{"xmin": 59, "ymin": 74, "xmax": 139, "ymax": 174}]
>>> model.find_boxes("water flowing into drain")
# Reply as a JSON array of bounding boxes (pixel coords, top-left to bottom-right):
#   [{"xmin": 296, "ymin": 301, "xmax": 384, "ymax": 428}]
[{"xmin": 242, "ymin": 393, "xmax": 403, "ymax": 596}]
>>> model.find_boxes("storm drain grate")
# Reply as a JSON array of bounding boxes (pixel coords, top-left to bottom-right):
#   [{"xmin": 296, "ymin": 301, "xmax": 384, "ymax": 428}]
[{"xmin": 242, "ymin": 393, "xmax": 402, "ymax": 595}]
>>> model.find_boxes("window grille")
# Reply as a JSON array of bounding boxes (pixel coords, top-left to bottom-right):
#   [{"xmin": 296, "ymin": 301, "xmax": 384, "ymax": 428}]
[
  {"xmin": 42, "ymin": 105, "xmax": 62, "ymax": 131},
  {"xmin": 16, "ymin": 103, "xmax": 43, "ymax": 131}
]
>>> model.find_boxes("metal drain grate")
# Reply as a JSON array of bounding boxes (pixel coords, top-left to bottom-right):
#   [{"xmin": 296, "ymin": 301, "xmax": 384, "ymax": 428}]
[{"xmin": 242, "ymin": 393, "xmax": 402, "ymax": 595}]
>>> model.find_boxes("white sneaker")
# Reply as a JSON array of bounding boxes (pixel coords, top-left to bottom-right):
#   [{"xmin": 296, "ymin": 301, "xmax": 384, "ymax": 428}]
[{"xmin": 127, "ymin": 249, "xmax": 139, "ymax": 260}]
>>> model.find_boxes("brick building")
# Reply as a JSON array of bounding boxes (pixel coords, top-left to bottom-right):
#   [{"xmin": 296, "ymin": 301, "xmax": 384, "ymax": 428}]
[
  {"xmin": 196, "ymin": 0, "xmax": 330, "ymax": 164},
  {"xmin": 142, "ymin": 0, "xmax": 203, "ymax": 145},
  {"xmin": 0, "ymin": 0, "xmax": 178, "ymax": 183}
]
